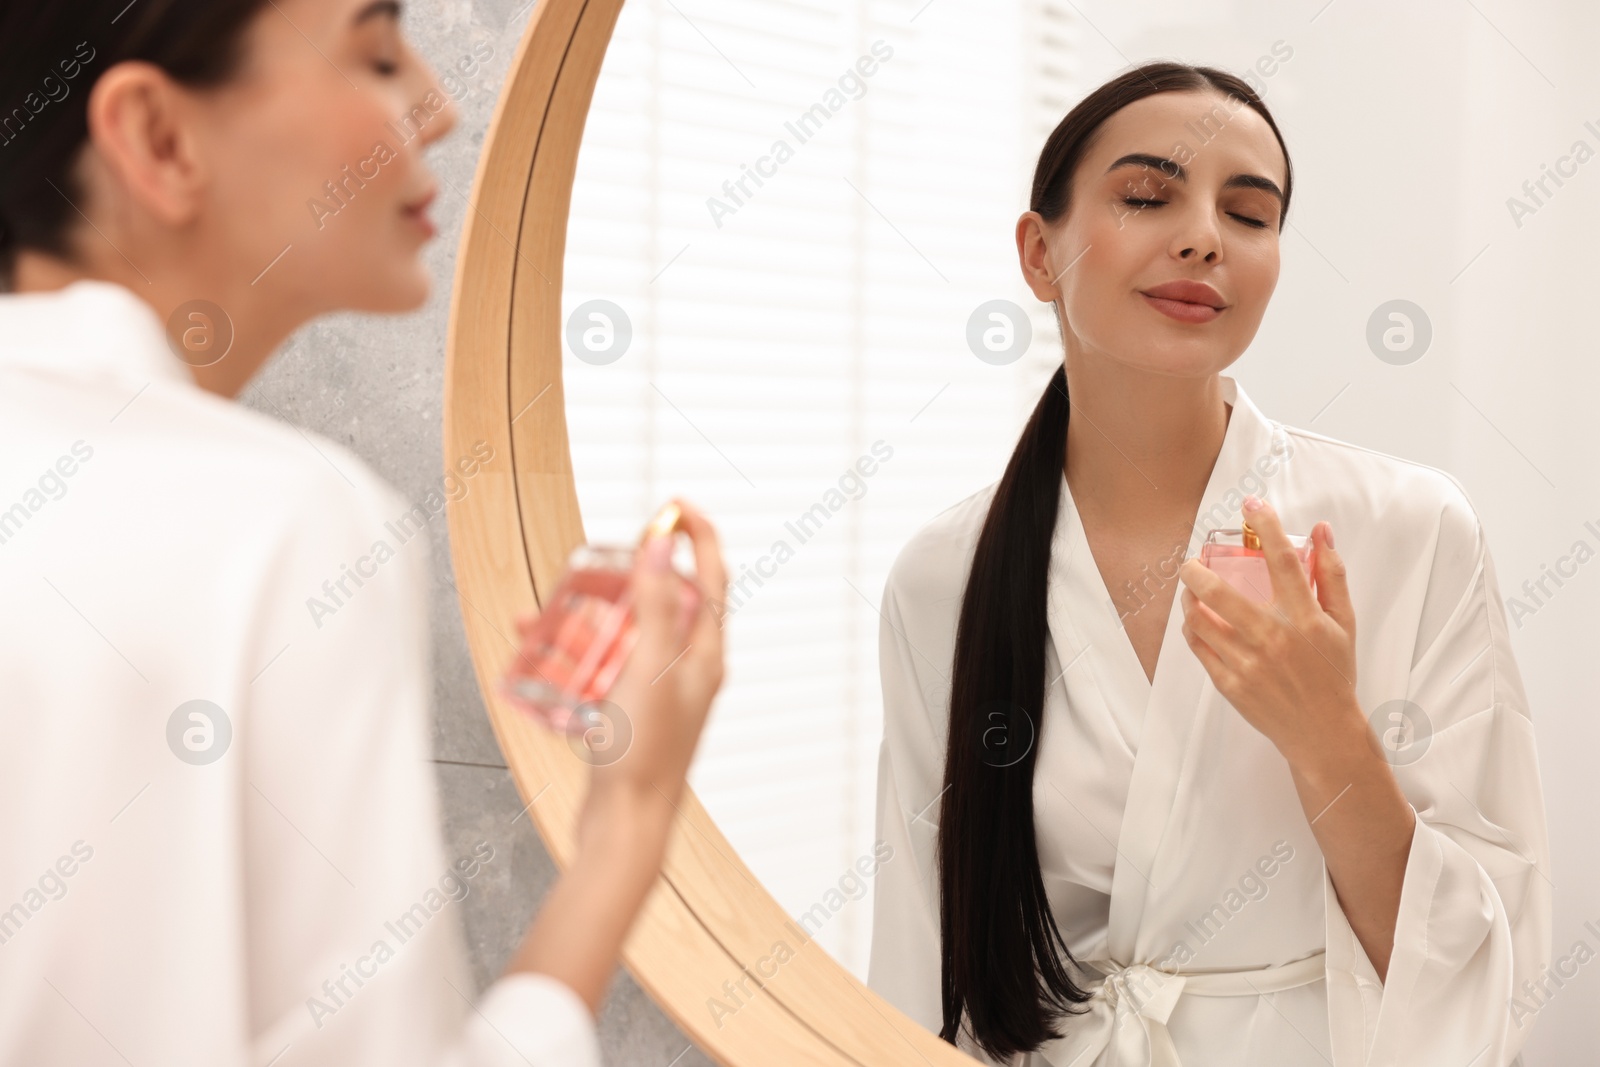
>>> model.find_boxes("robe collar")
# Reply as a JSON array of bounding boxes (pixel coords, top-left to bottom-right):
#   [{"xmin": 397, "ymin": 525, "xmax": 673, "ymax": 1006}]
[
  {"xmin": 0, "ymin": 278, "xmax": 197, "ymax": 393},
  {"xmin": 1045, "ymin": 372, "xmax": 1293, "ymax": 961}
]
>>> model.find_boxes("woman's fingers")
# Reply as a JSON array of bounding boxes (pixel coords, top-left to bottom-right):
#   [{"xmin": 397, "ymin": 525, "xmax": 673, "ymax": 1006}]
[
  {"xmin": 673, "ymin": 499, "xmax": 728, "ymax": 611},
  {"xmin": 668, "ymin": 499, "xmax": 728, "ymax": 677},
  {"xmin": 1179, "ymin": 555, "xmax": 1259, "ymax": 636},
  {"xmin": 591, "ymin": 501, "xmax": 727, "ymax": 794},
  {"xmin": 1240, "ymin": 497, "xmax": 1316, "ymax": 617},
  {"xmin": 1181, "ymin": 589, "xmax": 1239, "ymax": 667},
  {"xmin": 628, "ymin": 529, "xmax": 685, "ymax": 669},
  {"xmin": 623, "ymin": 499, "xmax": 728, "ymax": 691}
]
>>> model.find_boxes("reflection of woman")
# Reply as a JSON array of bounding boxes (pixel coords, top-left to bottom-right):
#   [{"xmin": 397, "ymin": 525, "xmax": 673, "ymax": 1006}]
[
  {"xmin": 868, "ymin": 62, "xmax": 1549, "ymax": 1067},
  {"xmin": 0, "ymin": 3, "xmax": 726, "ymax": 1064}
]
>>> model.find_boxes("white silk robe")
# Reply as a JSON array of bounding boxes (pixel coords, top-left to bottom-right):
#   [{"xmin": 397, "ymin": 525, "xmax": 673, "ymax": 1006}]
[
  {"xmin": 867, "ymin": 373, "xmax": 1551, "ymax": 1067},
  {"xmin": 0, "ymin": 279, "xmax": 600, "ymax": 1066}
]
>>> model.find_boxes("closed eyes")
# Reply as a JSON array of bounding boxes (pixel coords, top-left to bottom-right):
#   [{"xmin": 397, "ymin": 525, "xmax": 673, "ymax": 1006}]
[{"xmin": 1121, "ymin": 196, "xmax": 1269, "ymax": 230}]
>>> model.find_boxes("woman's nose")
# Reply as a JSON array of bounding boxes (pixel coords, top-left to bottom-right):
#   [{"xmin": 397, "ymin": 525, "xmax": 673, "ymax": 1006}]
[
  {"xmin": 419, "ymin": 85, "xmax": 460, "ymax": 145},
  {"xmin": 1175, "ymin": 221, "xmax": 1221, "ymax": 262}
]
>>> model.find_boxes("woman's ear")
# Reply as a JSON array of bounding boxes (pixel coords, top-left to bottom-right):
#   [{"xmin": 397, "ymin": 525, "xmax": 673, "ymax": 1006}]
[
  {"xmin": 1017, "ymin": 211, "xmax": 1056, "ymax": 300},
  {"xmin": 81, "ymin": 59, "xmax": 210, "ymax": 229},
  {"xmin": 1015, "ymin": 210, "xmax": 1068, "ymax": 305}
]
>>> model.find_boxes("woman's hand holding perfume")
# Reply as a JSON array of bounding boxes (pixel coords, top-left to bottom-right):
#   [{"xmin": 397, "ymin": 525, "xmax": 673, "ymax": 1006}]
[
  {"xmin": 503, "ymin": 499, "xmax": 729, "ymax": 811},
  {"xmin": 1178, "ymin": 495, "xmax": 1362, "ymax": 768},
  {"xmin": 592, "ymin": 500, "xmax": 728, "ymax": 811},
  {"xmin": 1178, "ymin": 500, "xmax": 1419, "ymax": 990},
  {"xmin": 504, "ymin": 500, "xmax": 729, "ymax": 1007}
]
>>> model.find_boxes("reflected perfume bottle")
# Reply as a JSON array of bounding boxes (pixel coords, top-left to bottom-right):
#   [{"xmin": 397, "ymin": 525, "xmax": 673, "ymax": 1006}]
[
  {"xmin": 499, "ymin": 503, "xmax": 692, "ymax": 734},
  {"xmin": 1197, "ymin": 518, "xmax": 1312, "ymax": 603}
]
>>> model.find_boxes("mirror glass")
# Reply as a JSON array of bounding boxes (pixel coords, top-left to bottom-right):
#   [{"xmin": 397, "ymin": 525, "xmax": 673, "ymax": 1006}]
[
  {"xmin": 560, "ymin": 0, "xmax": 1059, "ymax": 977},
  {"xmin": 555, "ymin": 7, "xmax": 1584, "ymax": 1043}
]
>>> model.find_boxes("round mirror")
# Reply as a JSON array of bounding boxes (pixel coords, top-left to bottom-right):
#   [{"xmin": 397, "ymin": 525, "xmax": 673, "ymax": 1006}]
[
  {"xmin": 447, "ymin": 2, "xmax": 1577, "ymax": 1065},
  {"xmin": 443, "ymin": 0, "xmax": 993, "ymax": 1060},
  {"xmin": 559, "ymin": 0, "xmax": 1061, "ymax": 980}
]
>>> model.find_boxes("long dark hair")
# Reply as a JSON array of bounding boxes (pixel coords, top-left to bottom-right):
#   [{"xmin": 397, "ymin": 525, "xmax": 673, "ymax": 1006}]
[
  {"xmin": 936, "ymin": 61, "xmax": 1294, "ymax": 1060},
  {"xmin": 0, "ymin": 0, "xmax": 271, "ymax": 290}
]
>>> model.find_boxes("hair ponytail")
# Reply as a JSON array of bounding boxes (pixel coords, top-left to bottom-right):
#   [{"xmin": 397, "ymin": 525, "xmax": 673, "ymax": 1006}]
[
  {"xmin": 936, "ymin": 61, "xmax": 1294, "ymax": 1061},
  {"xmin": 938, "ymin": 363, "xmax": 1086, "ymax": 1056}
]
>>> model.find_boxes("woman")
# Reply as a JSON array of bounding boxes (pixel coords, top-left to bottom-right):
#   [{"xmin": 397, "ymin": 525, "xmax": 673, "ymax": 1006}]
[
  {"xmin": 0, "ymin": 2, "xmax": 726, "ymax": 1065},
  {"xmin": 867, "ymin": 62, "xmax": 1550, "ymax": 1067}
]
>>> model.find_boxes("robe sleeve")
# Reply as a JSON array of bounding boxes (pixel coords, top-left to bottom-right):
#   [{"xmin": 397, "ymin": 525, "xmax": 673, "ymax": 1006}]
[
  {"xmin": 444, "ymin": 973, "xmax": 603, "ymax": 1067},
  {"xmin": 240, "ymin": 468, "xmax": 601, "ymax": 1067},
  {"xmin": 1323, "ymin": 492, "xmax": 1552, "ymax": 1067},
  {"xmin": 867, "ymin": 573, "xmax": 953, "ymax": 1042}
]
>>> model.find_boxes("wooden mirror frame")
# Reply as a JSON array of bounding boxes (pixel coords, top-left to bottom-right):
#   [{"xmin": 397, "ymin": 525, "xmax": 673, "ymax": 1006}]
[{"xmin": 442, "ymin": 1, "xmax": 976, "ymax": 1063}]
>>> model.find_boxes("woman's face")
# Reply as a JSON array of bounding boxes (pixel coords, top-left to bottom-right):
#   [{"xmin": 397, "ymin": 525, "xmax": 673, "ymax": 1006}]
[
  {"xmin": 1019, "ymin": 89, "xmax": 1287, "ymax": 380},
  {"xmin": 187, "ymin": 0, "xmax": 457, "ymax": 313}
]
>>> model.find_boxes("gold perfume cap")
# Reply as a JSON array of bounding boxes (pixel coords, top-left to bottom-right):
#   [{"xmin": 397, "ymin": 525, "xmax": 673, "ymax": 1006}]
[
  {"xmin": 1240, "ymin": 519, "xmax": 1261, "ymax": 551},
  {"xmin": 640, "ymin": 501, "xmax": 682, "ymax": 545}
]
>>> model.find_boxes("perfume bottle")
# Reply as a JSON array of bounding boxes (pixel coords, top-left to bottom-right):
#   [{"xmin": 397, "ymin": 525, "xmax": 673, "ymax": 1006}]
[
  {"xmin": 499, "ymin": 503, "xmax": 691, "ymax": 734},
  {"xmin": 1197, "ymin": 518, "xmax": 1313, "ymax": 603}
]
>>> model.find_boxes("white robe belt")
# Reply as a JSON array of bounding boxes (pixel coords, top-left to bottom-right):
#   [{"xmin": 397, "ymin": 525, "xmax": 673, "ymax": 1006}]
[{"xmin": 1032, "ymin": 951, "xmax": 1327, "ymax": 1067}]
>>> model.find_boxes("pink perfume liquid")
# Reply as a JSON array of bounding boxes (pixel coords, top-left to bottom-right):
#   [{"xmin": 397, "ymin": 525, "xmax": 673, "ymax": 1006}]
[
  {"xmin": 1198, "ymin": 529, "xmax": 1313, "ymax": 604},
  {"xmin": 501, "ymin": 505, "xmax": 696, "ymax": 735},
  {"xmin": 502, "ymin": 547, "xmax": 640, "ymax": 734}
]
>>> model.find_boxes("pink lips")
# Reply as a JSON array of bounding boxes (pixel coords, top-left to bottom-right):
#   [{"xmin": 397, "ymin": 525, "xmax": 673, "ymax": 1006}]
[
  {"xmin": 402, "ymin": 187, "xmax": 438, "ymax": 238},
  {"xmin": 1139, "ymin": 279, "xmax": 1226, "ymax": 324}
]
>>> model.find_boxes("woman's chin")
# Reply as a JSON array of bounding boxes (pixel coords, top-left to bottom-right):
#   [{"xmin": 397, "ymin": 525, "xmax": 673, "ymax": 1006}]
[
  {"xmin": 390, "ymin": 271, "xmax": 433, "ymax": 312},
  {"xmin": 343, "ymin": 264, "xmax": 433, "ymax": 314},
  {"xmin": 1094, "ymin": 344, "xmax": 1239, "ymax": 381}
]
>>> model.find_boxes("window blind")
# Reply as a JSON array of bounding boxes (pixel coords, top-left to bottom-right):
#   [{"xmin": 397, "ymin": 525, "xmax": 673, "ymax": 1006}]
[{"xmin": 562, "ymin": 0, "xmax": 1076, "ymax": 977}]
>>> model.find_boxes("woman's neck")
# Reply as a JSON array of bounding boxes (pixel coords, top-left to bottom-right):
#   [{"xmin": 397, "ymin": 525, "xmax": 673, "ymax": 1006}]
[
  {"xmin": 10, "ymin": 247, "xmax": 296, "ymax": 398},
  {"xmin": 1062, "ymin": 353, "xmax": 1233, "ymax": 525}
]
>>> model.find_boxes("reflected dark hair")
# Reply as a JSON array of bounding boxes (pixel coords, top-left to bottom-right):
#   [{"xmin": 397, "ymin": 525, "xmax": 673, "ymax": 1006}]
[
  {"xmin": 936, "ymin": 61, "xmax": 1293, "ymax": 1060},
  {"xmin": 0, "ymin": 0, "xmax": 271, "ymax": 290}
]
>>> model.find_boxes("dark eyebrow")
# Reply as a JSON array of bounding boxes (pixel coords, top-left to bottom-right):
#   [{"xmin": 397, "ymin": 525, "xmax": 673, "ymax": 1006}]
[
  {"xmin": 354, "ymin": 0, "xmax": 401, "ymax": 24},
  {"xmin": 1106, "ymin": 152, "xmax": 1284, "ymax": 202}
]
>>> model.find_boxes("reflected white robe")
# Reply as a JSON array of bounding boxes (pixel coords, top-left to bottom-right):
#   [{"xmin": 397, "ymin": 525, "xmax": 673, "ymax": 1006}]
[{"xmin": 867, "ymin": 373, "xmax": 1551, "ymax": 1067}]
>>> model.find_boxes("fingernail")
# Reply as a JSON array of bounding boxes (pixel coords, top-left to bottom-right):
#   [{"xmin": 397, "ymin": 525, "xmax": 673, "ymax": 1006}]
[
  {"xmin": 645, "ymin": 533, "xmax": 673, "ymax": 572},
  {"xmin": 1243, "ymin": 495, "xmax": 1264, "ymax": 512},
  {"xmin": 1324, "ymin": 522, "xmax": 1335, "ymax": 549}
]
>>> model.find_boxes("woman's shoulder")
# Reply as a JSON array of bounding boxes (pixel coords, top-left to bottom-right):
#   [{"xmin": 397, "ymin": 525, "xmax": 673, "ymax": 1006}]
[
  {"xmin": 146, "ymin": 379, "xmax": 413, "ymax": 531},
  {"xmin": 884, "ymin": 480, "xmax": 1000, "ymax": 613},
  {"xmin": 1278, "ymin": 420, "xmax": 1487, "ymax": 564}
]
